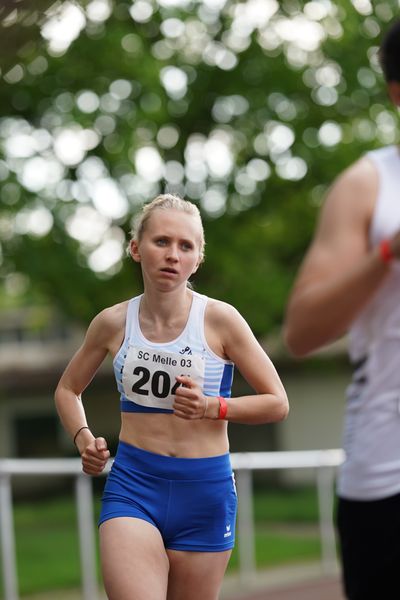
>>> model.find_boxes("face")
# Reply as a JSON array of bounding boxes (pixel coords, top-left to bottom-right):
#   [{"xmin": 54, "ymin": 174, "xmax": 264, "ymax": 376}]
[{"xmin": 130, "ymin": 209, "xmax": 203, "ymax": 290}]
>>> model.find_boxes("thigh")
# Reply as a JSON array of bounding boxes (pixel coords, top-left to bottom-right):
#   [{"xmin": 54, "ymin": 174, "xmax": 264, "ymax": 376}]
[
  {"xmin": 99, "ymin": 517, "xmax": 169, "ymax": 600},
  {"xmin": 166, "ymin": 549, "xmax": 231, "ymax": 600},
  {"xmin": 337, "ymin": 493, "xmax": 400, "ymax": 600}
]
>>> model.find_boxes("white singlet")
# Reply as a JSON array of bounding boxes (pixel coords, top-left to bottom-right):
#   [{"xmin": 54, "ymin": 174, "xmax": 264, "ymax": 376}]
[
  {"xmin": 338, "ymin": 145, "xmax": 400, "ymax": 500},
  {"xmin": 113, "ymin": 291, "xmax": 234, "ymax": 414}
]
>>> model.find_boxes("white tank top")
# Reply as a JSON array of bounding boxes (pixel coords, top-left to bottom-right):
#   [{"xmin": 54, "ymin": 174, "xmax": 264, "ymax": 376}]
[
  {"xmin": 338, "ymin": 145, "xmax": 400, "ymax": 500},
  {"xmin": 113, "ymin": 291, "xmax": 234, "ymax": 413}
]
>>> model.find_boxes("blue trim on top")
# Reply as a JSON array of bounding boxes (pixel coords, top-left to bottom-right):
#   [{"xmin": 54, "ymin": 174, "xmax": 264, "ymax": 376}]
[
  {"xmin": 120, "ymin": 400, "xmax": 173, "ymax": 414},
  {"xmin": 219, "ymin": 363, "xmax": 234, "ymax": 397}
]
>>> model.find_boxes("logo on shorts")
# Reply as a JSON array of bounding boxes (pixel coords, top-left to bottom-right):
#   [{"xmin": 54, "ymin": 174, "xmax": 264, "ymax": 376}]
[{"xmin": 224, "ymin": 524, "xmax": 232, "ymax": 538}]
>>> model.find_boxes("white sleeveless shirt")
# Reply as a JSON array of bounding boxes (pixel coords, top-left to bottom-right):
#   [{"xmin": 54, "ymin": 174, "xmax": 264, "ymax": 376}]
[
  {"xmin": 338, "ymin": 145, "xmax": 400, "ymax": 500},
  {"xmin": 113, "ymin": 291, "xmax": 234, "ymax": 414}
]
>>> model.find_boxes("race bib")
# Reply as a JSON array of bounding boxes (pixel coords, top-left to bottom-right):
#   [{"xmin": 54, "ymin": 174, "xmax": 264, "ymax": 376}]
[{"xmin": 122, "ymin": 346, "xmax": 205, "ymax": 410}]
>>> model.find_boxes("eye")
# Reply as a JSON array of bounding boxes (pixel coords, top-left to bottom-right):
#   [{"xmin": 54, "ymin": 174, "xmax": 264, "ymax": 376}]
[
  {"xmin": 155, "ymin": 237, "xmax": 168, "ymax": 246},
  {"xmin": 181, "ymin": 241, "xmax": 194, "ymax": 251}
]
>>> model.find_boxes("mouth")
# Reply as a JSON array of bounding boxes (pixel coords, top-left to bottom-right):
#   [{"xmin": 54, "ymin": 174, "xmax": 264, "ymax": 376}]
[{"xmin": 160, "ymin": 267, "xmax": 178, "ymax": 275}]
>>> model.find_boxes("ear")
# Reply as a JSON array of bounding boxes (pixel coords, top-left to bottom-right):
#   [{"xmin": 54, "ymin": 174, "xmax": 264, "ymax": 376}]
[
  {"xmin": 129, "ymin": 239, "xmax": 141, "ymax": 263},
  {"xmin": 387, "ymin": 81, "xmax": 400, "ymax": 107},
  {"xmin": 191, "ymin": 254, "xmax": 203, "ymax": 275}
]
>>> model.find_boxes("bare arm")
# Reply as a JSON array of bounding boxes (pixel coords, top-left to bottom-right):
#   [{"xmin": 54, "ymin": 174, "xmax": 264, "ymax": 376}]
[
  {"xmin": 174, "ymin": 301, "xmax": 288, "ymax": 425},
  {"xmin": 219, "ymin": 304, "xmax": 289, "ymax": 424},
  {"xmin": 284, "ymin": 157, "xmax": 396, "ymax": 357},
  {"xmin": 54, "ymin": 307, "xmax": 124, "ymax": 473}
]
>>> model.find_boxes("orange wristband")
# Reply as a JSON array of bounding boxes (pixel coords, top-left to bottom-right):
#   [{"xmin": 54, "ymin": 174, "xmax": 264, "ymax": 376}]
[
  {"xmin": 379, "ymin": 239, "xmax": 394, "ymax": 263},
  {"xmin": 218, "ymin": 396, "xmax": 228, "ymax": 420}
]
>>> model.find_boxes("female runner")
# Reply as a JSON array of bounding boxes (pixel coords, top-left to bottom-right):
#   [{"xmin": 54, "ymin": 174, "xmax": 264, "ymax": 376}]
[{"xmin": 55, "ymin": 194, "xmax": 289, "ymax": 600}]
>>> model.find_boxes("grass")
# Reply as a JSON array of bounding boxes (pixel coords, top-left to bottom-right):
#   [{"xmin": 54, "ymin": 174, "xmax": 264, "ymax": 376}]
[
  {"xmin": 13, "ymin": 498, "xmax": 84, "ymax": 595},
  {"xmin": 0, "ymin": 486, "xmax": 324, "ymax": 596},
  {"xmin": 253, "ymin": 487, "xmax": 321, "ymax": 522},
  {"xmin": 229, "ymin": 487, "xmax": 323, "ymax": 571}
]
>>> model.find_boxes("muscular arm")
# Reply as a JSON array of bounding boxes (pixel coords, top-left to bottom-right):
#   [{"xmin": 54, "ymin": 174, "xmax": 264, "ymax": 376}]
[
  {"xmin": 284, "ymin": 157, "xmax": 391, "ymax": 357},
  {"xmin": 54, "ymin": 305, "xmax": 125, "ymax": 469},
  {"xmin": 55, "ymin": 316, "xmax": 108, "ymax": 441},
  {"xmin": 207, "ymin": 302, "xmax": 289, "ymax": 424}
]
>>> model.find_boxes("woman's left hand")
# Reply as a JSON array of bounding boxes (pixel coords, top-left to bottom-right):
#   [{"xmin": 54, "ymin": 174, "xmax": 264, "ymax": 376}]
[{"xmin": 173, "ymin": 375, "xmax": 208, "ymax": 419}]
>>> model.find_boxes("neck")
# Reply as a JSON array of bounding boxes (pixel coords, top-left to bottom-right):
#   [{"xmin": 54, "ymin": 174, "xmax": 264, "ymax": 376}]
[{"xmin": 140, "ymin": 286, "xmax": 192, "ymax": 322}]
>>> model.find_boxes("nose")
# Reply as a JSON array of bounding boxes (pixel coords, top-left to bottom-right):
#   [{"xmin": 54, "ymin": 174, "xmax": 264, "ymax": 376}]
[{"xmin": 166, "ymin": 243, "xmax": 179, "ymax": 261}]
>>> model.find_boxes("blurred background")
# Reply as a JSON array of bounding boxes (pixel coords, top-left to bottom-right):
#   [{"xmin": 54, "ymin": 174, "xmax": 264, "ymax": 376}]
[{"xmin": 0, "ymin": 0, "xmax": 399, "ymax": 597}]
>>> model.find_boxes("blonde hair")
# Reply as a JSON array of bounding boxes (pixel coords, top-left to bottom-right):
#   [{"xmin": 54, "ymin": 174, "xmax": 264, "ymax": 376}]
[{"xmin": 129, "ymin": 194, "xmax": 205, "ymax": 262}]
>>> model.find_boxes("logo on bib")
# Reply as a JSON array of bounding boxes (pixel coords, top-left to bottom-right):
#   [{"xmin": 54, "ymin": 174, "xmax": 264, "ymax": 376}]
[{"xmin": 179, "ymin": 346, "xmax": 192, "ymax": 355}]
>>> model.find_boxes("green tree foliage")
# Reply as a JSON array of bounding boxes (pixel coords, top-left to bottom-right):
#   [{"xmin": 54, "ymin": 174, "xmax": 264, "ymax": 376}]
[{"xmin": 0, "ymin": 0, "xmax": 399, "ymax": 335}]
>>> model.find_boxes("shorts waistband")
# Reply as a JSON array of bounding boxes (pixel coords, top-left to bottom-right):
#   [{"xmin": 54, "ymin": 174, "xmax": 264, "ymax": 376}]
[{"xmin": 114, "ymin": 441, "xmax": 232, "ymax": 480}]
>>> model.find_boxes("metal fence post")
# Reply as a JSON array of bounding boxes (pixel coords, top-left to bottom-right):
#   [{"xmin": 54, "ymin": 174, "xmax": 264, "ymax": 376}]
[
  {"xmin": 316, "ymin": 465, "xmax": 338, "ymax": 574},
  {"xmin": 75, "ymin": 474, "xmax": 99, "ymax": 600},
  {"xmin": 0, "ymin": 473, "xmax": 19, "ymax": 600},
  {"xmin": 235, "ymin": 468, "xmax": 256, "ymax": 582}
]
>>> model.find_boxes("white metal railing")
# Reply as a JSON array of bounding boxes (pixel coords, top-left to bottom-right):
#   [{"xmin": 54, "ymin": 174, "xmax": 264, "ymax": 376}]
[{"xmin": 0, "ymin": 449, "xmax": 345, "ymax": 600}]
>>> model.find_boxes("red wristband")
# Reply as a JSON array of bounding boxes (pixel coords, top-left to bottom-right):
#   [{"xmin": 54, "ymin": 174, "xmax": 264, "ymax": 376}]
[
  {"xmin": 379, "ymin": 239, "xmax": 394, "ymax": 263},
  {"xmin": 218, "ymin": 396, "xmax": 228, "ymax": 420}
]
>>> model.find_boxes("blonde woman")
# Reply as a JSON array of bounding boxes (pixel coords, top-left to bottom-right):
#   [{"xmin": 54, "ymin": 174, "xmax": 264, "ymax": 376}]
[{"xmin": 55, "ymin": 194, "xmax": 288, "ymax": 600}]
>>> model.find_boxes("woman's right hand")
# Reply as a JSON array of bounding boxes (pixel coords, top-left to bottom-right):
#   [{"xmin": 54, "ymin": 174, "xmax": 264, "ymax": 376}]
[{"xmin": 80, "ymin": 437, "xmax": 110, "ymax": 475}]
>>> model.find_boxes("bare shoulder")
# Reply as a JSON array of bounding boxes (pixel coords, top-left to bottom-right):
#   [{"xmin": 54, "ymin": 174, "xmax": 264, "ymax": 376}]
[
  {"xmin": 322, "ymin": 155, "xmax": 378, "ymax": 221},
  {"xmin": 86, "ymin": 300, "xmax": 129, "ymax": 349},
  {"xmin": 96, "ymin": 300, "xmax": 129, "ymax": 329},
  {"xmin": 205, "ymin": 298, "xmax": 250, "ymax": 343},
  {"xmin": 205, "ymin": 298, "xmax": 263, "ymax": 367},
  {"xmin": 292, "ymin": 155, "xmax": 378, "ymax": 285},
  {"xmin": 341, "ymin": 154, "xmax": 378, "ymax": 182},
  {"xmin": 205, "ymin": 297, "xmax": 241, "ymax": 326}
]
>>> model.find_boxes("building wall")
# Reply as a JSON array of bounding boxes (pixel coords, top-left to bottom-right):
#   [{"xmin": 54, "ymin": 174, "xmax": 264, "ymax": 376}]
[{"xmin": 280, "ymin": 368, "xmax": 348, "ymax": 452}]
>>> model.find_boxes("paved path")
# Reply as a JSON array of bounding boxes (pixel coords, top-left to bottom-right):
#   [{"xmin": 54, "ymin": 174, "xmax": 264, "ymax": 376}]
[
  {"xmin": 221, "ymin": 564, "xmax": 344, "ymax": 600},
  {"xmin": 226, "ymin": 575, "xmax": 343, "ymax": 600},
  {"xmin": 21, "ymin": 563, "xmax": 345, "ymax": 600}
]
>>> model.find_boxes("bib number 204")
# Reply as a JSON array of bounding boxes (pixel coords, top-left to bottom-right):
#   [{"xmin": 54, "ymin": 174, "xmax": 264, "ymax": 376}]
[{"xmin": 131, "ymin": 366, "xmax": 182, "ymax": 398}]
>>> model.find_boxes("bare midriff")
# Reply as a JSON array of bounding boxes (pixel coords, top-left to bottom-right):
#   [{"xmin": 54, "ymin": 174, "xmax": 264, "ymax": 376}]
[{"xmin": 119, "ymin": 412, "xmax": 229, "ymax": 458}]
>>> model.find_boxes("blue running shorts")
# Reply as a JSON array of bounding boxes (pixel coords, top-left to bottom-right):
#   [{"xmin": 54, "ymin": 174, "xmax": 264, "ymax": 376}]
[{"xmin": 99, "ymin": 441, "xmax": 237, "ymax": 552}]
